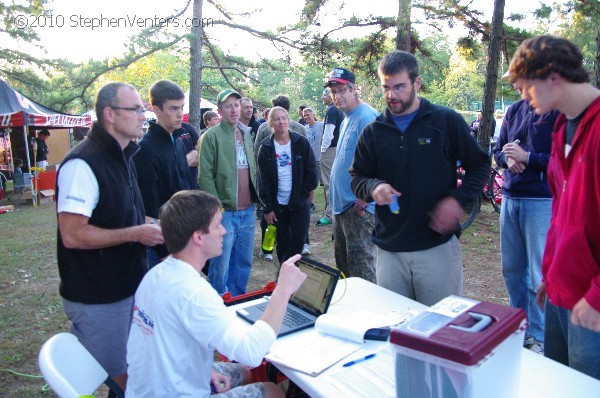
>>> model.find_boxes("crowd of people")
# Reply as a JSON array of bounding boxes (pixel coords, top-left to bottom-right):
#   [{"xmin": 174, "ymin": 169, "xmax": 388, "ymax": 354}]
[{"xmin": 53, "ymin": 36, "xmax": 600, "ymax": 397}]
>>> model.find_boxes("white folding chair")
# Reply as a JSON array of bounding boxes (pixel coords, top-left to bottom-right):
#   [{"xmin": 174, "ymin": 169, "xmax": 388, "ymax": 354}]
[{"xmin": 38, "ymin": 332, "xmax": 124, "ymax": 398}]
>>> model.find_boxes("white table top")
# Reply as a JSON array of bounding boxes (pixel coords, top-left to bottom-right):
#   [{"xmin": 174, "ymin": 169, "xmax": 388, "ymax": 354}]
[{"xmin": 232, "ymin": 277, "xmax": 600, "ymax": 398}]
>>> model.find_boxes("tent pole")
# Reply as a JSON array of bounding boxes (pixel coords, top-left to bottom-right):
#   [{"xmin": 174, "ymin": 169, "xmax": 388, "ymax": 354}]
[{"xmin": 23, "ymin": 125, "xmax": 36, "ymax": 206}]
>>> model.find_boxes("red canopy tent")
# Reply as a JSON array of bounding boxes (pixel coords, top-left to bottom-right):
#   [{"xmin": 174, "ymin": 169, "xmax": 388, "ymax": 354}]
[
  {"xmin": 0, "ymin": 79, "xmax": 91, "ymax": 200},
  {"xmin": 0, "ymin": 79, "xmax": 91, "ymax": 129}
]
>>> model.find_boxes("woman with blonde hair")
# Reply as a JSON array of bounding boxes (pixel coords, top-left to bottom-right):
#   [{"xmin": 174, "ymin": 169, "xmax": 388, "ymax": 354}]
[{"xmin": 256, "ymin": 106, "xmax": 318, "ymax": 264}]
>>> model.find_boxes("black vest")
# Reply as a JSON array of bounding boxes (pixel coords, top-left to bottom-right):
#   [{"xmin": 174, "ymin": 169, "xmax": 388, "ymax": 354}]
[{"xmin": 56, "ymin": 123, "xmax": 147, "ymax": 304}]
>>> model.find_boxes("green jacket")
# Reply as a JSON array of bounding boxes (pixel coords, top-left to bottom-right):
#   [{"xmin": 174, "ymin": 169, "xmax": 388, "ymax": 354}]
[{"xmin": 198, "ymin": 121, "xmax": 258, "ymax": 210}]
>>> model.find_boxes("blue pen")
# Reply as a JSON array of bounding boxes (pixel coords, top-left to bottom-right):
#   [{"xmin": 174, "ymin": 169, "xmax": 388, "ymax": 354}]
[{"xmin": 342, "ymin": 353, "xmax": 376, "ymax": 367}]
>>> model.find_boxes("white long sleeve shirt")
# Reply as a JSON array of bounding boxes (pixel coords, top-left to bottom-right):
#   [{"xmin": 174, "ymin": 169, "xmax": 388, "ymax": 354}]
[{"xmin": 127, "ymin": 257, "xmax": 276, "ymax": 397}]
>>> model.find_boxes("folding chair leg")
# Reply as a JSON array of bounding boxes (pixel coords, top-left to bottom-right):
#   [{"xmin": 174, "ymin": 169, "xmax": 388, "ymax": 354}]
[{"xmin": 105, "ymin": 377, "xmax": 124, "ymax": 398}]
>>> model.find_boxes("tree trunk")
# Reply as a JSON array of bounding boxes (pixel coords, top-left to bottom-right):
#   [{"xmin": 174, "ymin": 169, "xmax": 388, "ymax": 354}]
[
  {"xmin": 594, "ymin": 28, "xmax": 600, "ymax": 88},
  {"xmin": 188, "ymin": 0, "xmax": 204, "ymax": 132},
  {"xmin": 396, "ymin": 0, "xmax": 412, "ymax": 51},
  {"xmin": 480, "ymin": 0, "xmax": 505, "ymax": 156}
]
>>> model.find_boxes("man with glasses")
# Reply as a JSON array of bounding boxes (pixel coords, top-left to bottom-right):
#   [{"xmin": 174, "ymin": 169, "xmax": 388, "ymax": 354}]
[
  {"xmin": 325, "ymin": 67, "xmax": 379, "ymax": 282},
  {"xmin": 133, "ymin": 80, "xmax": 195, "ymax": 268},
  {"xmin": 55, "ymin": 82, "xmax": 164, "ymax": 392},
  {"xmin": 350, "ymin": 51, "xmax": 488, "ymax": 305},
  {"xmin": 198, "ymin": 89, "xmax": 259, "ymax": 296}
]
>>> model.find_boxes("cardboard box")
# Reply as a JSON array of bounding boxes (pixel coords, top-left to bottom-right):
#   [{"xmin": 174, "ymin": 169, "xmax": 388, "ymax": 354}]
[
  {"xmin": 21, "ymin": 189, "xmax": 55, "ymax": 205},
  {"xmin": 391, "ymin": 296, "xmax": 526, "ymax": 398},
  {"xmin": 21, "ymin": 190, "xmax": 34, "ymax": 204},
  {"xmin": 38, "ymin": 189, "xmax": 55, "ymax": 205}
]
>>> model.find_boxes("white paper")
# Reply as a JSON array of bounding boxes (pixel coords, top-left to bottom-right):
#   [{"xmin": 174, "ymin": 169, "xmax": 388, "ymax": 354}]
[
  {"xmin": 266, "ymin": 330, "xmax": 362, "ymax": 376},
  {"xmin": 315, "ymin": 311, "xmax": 406, "ymax": 343},
  {"xmin": 427, "ymin": 295, "xmax": 478, "ymax": 318},
  {"xmin": 324, "ymin": 346, "xmax": 395, "ymax": 398}
]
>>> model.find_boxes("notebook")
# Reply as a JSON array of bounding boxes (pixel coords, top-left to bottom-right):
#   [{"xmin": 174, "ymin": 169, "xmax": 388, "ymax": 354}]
[{"xmin": 236, "ymin": 257, "xmax": 341, "ymax": 336}]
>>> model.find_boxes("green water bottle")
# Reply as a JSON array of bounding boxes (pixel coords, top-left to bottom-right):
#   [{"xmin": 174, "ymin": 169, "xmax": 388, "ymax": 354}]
[{"xmin": 262, "ymin": 225, "xmax": 276, "ymax": 251}]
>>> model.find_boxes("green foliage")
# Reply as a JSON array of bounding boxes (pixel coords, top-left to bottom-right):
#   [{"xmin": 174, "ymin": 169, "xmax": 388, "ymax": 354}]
[{"xmin": 98, "ymin": 51, "xmax": 191, "ymax": 103}]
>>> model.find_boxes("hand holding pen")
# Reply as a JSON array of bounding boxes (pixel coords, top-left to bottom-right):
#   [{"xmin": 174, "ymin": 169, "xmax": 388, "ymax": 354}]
[{"xmin": 502, "ymin": 139, "xmax": 528, "ymax": 171}]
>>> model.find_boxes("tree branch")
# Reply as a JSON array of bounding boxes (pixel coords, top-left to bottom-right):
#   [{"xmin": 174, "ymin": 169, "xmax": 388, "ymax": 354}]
[{"xmin": 201, "ymin": 65, "xmax": 260, "ymax": 83}]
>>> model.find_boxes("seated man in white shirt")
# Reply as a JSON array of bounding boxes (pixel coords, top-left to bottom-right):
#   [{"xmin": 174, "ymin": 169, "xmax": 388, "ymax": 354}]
[{"xmin": 126, "ymin": 190, "xmax": 307, "ymax": 397}]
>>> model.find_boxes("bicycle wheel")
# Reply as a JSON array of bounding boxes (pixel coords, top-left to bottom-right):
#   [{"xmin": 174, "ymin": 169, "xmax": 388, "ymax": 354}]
[
  {"xmin": 460, "ymin": 196, "xmax": 480, "ymax": 231},
  {"xmin": 490, "ymin": 168, "xmax": 503, "ymax": 213}
]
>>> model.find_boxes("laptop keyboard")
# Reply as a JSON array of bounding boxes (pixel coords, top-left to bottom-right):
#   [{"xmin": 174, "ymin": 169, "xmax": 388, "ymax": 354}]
[{"xmin": 255, "ymin": 302, "xmax": 312, "ymax": 328}]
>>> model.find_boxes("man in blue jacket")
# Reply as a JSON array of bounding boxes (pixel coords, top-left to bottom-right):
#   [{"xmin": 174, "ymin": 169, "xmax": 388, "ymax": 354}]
[
  {"xmin": 493, "ymin": 97, "xmax": 558, "ymax": 354},
  {"xmin": 351, "ymin": 51, "xmax": 488, "ymax": 306}
]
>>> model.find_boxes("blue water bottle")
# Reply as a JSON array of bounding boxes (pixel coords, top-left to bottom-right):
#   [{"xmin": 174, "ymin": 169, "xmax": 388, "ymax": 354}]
[{"xmin": 389, "ymin": 194, "xmax": 400, "ymax": 214}]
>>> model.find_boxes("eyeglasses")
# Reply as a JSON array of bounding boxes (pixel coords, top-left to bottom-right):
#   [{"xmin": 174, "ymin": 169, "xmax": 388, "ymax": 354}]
[
  {"xmin": 330, "ymin": 86, "xmax": 349, "ymax": 96},
  {"xmin": 382, "ymin": 84, "xmax": 408, "ymax": 95},
  {"xmin": 109, "ymin": 106, "xmax": 147, "ymax": 115}
]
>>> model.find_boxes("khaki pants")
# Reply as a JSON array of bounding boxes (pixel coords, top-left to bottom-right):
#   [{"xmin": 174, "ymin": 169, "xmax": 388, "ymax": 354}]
[
  {"xmin": 375, "ymin": 236, "xmax": 463, "ymax": 306},
  {"xmin": 319, "ymin": 147, "xmax": 336, "ymax": 220}
]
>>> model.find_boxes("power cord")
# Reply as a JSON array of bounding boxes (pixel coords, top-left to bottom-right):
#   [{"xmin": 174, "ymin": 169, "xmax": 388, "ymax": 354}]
[
  {"xmin": 330, "ymin": 271, "xmax": 347, "ymax": 305},
  {"xmin": 1, "ymin": 368, "xmax": 51, "ymax": 393}
]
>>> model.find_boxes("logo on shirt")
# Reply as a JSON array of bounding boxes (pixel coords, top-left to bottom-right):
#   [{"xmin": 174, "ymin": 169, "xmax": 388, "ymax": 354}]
[
  {"xmin": 132, "ymin": 305, "xmax": 154, "ymax": 335},
  {"xmin": 66, "ymin": 194, "xmax": 86, "ymax": 204},
  {"xmin": 418, "ymin": 138, "xmax": 432, "ymax": 145},
  {"xmin": 276, "ymin": 153, "xmax": 291, "ymax": 168},
  {"xmin": 236, "ymin": 140, "xmax": 249, "ymax": 170},
  {"xmin": 307, "ymin": 129, "xmax": 316, "ymax": 145}
]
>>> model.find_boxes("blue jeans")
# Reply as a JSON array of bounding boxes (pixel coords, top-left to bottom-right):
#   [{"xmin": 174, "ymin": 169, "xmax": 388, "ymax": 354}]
[
  {"xmin": 544, "ymin": 299, "xmax": 600, "ymax": 380},
  {"xmin": 500, "ymin": 197, "xmax": 551, "ymax": 341},
  {"xmin": 208, "ymin": 205, "xmax": 255, "ymax": 297}
]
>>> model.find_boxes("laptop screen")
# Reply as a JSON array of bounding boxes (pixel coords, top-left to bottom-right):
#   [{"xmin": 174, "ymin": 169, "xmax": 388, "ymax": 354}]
[{"xmin": 291, "ymin": 259, "xmax": 339, "ymax": 316}]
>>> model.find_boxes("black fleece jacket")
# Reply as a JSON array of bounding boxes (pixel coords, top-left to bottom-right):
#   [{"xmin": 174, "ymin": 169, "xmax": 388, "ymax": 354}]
[
  {"xmin": 134, "ymin": 122, "xmax": 194, "ymax": 257},
  {"xmin": 257, "ymin": 131, "xmax": 318, "ymax": 213},
  {"xmin": 351, "ymin": 98, "xmax": 489, "ymax": 252}
]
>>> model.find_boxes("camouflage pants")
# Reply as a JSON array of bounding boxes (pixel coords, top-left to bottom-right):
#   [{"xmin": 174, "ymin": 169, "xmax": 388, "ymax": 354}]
[
  {"xmin": 212, "ymin": 362, "xmax": 265, "ymax": 398},
  {"xmin": 333, "ymin": 207, "xmax": 376, "ymax": 282}
]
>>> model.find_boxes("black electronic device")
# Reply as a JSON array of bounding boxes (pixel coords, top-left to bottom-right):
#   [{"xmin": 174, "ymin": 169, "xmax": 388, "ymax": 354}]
[{"xmin": 364, "ymin": 327, "xmax": 391, "ymax": 341}]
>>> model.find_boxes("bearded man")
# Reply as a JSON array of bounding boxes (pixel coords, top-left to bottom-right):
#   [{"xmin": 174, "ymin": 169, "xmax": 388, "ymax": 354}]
[{"xmin": 350, "ymin": 51, "xmax": 488, "ymax": 306}]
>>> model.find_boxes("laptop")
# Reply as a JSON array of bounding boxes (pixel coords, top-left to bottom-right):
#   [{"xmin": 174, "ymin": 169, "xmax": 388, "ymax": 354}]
[{"xmin": 236, "ymin": 257, "xmax": 341, "ymax": 337}]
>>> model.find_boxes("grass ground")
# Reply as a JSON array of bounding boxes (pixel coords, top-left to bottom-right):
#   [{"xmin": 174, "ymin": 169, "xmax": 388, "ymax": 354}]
[{"xmin": 0, "ymin": 187, "xmax": 505, "ymax": 397}]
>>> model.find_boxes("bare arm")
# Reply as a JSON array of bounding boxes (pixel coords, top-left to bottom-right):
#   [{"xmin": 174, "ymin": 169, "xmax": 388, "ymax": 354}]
[
  {"xmin": 260, "ymin": 254, "xmax": 307, "ymax": 334},
  {"xmin": 59, "ymin": 212, "xmax": 164, "ymax": 250}
]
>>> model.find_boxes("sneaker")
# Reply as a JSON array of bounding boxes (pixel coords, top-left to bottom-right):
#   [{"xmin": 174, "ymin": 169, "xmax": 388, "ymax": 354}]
[
  {"xmin": 310, "ymin": 203, "xmax": 316, "ymax": 213},
  {"xmin": 316, "ymin": 216, "xmax": 332, "ymax": 226},
  {"xmin": 302, "ymin": 244, "xmax": 311, "ymax": 255},
  {"xmin": 523, "ymin": 336, "xmax": 544, "ymax": 355},
  {"xmin": 258, "ymin": 252, "xmax": 273, "ymax": 261}
]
